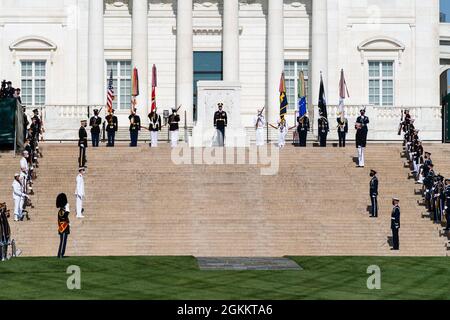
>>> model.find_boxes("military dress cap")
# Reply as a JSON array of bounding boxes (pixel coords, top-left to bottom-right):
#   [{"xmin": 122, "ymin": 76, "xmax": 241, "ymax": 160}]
[
  {"xmin": 425, "ymin": 152, "xmax": 431, "ymax": 156},
  {"xmin": 80, "ymin": 119, "xmax": 87, "ymax": 123},
  {"xmin": 32, "ymin": 108, "xmax": 39, "ymax": 113},
  {"xmin": 392, "ymin": 197, "xmax": 400, "ymax": 202},
  {"xmin": 218, "ymin": 103, "xmax": 223, "ymax": 107},
  {"xmin": 14, "ymin": 173, "xmax": 20, "ymax": 177},
  {"xmin": 172, "ymin": 107, "xmax": 177, "ymax": 112},
  {"xmin": 94, "ymin": 109, "xmax": 99, "ymax": 112},
  {"xmin": 370, "ymin": 169, "xmax": 377, "ymax": 175},
  {"xmin": 78, "ymin": 167, "xmax": 86, "ymax": 172}
]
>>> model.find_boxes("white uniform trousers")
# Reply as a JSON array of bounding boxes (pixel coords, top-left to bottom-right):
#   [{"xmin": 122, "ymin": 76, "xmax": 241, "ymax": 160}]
[
  {"xmin": 14, "ymin": 197, "xmax": 23, "ymax": 220},
  {"xmin": 278, "ymin": 130, "xmax": 287, "ymax": 148},
  {"xmin": 151, "ymin": 131, "xmax": 158, "ymax": 147},
  {"xmin": 358, "ymin": 146, "xmax": 365, "ymax": 167},
  {"xmin": 170, "ymin": 130, "xmax": 179, "ymax": 148},
  {"xmin": 256, "ymin": 128, "xmax": 265, "ymax": 146},
  {"xmin": 76, "ymin": 195, "xmax": 83, "ymax": 217}
]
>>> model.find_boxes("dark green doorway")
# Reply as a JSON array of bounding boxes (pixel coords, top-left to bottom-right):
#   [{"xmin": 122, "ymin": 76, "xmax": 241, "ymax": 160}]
[{"xmin": 193, "ymin": 51, "xmax": 223, "ymax": 121}]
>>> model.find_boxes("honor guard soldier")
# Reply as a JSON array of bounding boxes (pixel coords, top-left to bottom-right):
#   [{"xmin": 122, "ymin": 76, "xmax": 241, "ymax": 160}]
[
  {"xmin": 254, "ymin": 108, "xmax": 266, "ymax": 147},
  {"xmin": 355, "ymin": 108, "xmax": 369, "ymax": 167},
  {"xmin": 105, "ymin": 109, "xmax": 118, "ymax": 147},
  {"xmin": 297, "ymin": 114, "xmax": 310, "ymax": 147},
  {"xmin": 12, "ymin": 173, "xmax": 28, "ymax": 221},
  {"xmin": 444, "ymin": 179, "xmax": 450, "ymax": 231},
  {"xmin": 214, "ymin": 103, "xmax": 228, "ymax": 146},
  {"xmin": 31, "ymin": 109, "xmax": 42, "ymax": 141},
  {"xmin": 337, "ymin": 112, "xmax": 348, "ymax": 147},
  {"xmin": 148, "ymin": 107, "xmax": 162, "ymax": 147},
  {"xmin": 75, "ymin": 167, "xmax": 85, "ymax": 218},
  {"xmin": 317, "ymin": 110, "xmax": 329, "ymax": 147},
  {"xmin": 168, "ymin": 107, "xmax": 181, "ymax": 148},
  {"xmin": 89, "ymin": 109, "xmax": 102, "ymax": 147},
  {"xmin": 22, "ymin": 106, "xmax": 29, "ymax": 141},
  {"xmin": 78, "ymin": 120, "xmax": 88, "ymax": 168},
  {"xmin": 0, "ymin": 203, "xmax": 11, "ymax": 261},
  {"xmin": 56, "ymin": 193, "xmax": 70, "ymax": 258},
  {"xmin": 391, "ymin": 197, "xmax": 401, "ymax": 250},
  {"xmin": 270, "ymin": 115, "xmax": 295, "ymax": 149},
  {"xmin": 369, "ymin": 170, "xmax": 378, "ymax": 217},
  {"xmin": 129, "ymin": 108, "xmax": 141, "ymax": 147}
]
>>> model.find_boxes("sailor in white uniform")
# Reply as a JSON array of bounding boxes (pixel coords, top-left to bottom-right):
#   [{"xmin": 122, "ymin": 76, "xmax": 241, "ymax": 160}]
[
  {"xmin": 253, "ymin": 109, "xmax": 266, "ymax": 147},
  {"xmin": 12, "ymin": 173, "xmax": 28, "ymax": 221},
  {"xmin": 75, "ymin": 167, "xmax": 85, "ymax": 218},
  {"xmin": 270, "ymin": 115, "xmax": 295, "ymax": 149}
]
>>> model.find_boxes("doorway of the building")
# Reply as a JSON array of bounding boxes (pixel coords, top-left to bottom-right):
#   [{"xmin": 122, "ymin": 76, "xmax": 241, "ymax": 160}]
[{"xmin": 193, "ymin": 51, "xmax": 223, "ymax": 122}]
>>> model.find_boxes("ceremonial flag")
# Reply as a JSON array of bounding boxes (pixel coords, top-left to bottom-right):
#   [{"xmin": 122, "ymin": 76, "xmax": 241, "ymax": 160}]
[
  {"xmin": 132, "ymin": 67, "xmax": 139, "ymax": 97},
  {"xmin": 318, "ymin": 73, "xmax": 327, "ymax": 119},
  {"xmin": 151, "ymin": 64, "xmax": 157, "ymax": 112},
  {"xmin": 338, "ymin": 69, "xmax": 350, "ymax": 121},
  {"xmin": 279, "ymin": 72, "xmax": 288, "ymax": 117},
  {"xmin": 106, "ymin": 69, "xmax": 115, "ymax": 114},
  {"xmin": 297, "ymin": 70, "xmax": 307, "ymax": 118}
]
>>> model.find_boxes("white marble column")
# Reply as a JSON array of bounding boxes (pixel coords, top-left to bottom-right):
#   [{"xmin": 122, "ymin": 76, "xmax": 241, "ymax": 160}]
[
  {"xmin": 267, "ymin": 0, "xmax": 284, "ymax": 123},
  {"xmin": 223, "ymin": 0, "xmax": 240, "ymax": 82},
  {"xmin": 88, "ymin": 0, "xmax": 104, "ymax": 106},
  {"xmin": 132, "ymin": 0, "xmax": 149, "ymax": 119},
  {"xmin": 176, "ymin": 0, "xmax": 194, "ymax": 126},
  {"xmin": 311, "ymin": 0, "xmax": 328, "ymax": 111}
]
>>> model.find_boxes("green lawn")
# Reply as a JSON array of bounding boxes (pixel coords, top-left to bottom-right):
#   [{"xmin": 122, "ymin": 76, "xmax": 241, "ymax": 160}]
[{"xmin": 0, "ymin": 256, "xmax": 449, "ymax": 300}]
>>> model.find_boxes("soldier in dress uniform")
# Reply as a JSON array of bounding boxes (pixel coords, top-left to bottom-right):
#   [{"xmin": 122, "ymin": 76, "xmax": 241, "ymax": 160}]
[
  {"xmin": 148, "ymin": 108, "xmax": 162, "ymax": 147},
  {"xmin": 423, "ymin": 163, "xmax": 435, "ymax": 214},
  {"xmin": 336, "ymin": 112, "xmax": 348, "ymax": 147},
  {"xmin": 168, "ymin": 107, "xmax": 181, "ymax": 148},
  {"xmin": 254, "ymin": 108, "xmax": 266, "ymax": 147},
  {"xmin": 56, "ymin": 193, "xmax": 70, "ymax": 259},
  {"xmin": 12, "ymin": 173, "xmax": 28, "ymax": 222},
  {"xmin": 214, "ymin": 103, "xmax": 228, "ymax": 147},
  {"xmin": 369, "ymin": 169, "xmax": 379, "ymax": 218},
  {"xmin": 31, "ymin": 109, "xmax": 42, "ymax": 142},
  {"xmin": 391, "ymin": 197, "xmax": 401, "ymax": 250},
  {"xmin": 317, "ymin": 110, "xmax": 329, "ymax": 147},
  {"xmin": 434, "ymin": 175, "xmax": 445, "ymax": 224},
  {"xmin": 297, "ymin": 114, "xmax": 310, "ymax": 147},
  {"xmin": 129, "ymin": 108, "xmax": 141, "ymax": 147},
  {"xmin": 0, "ymin": 203, "xmax": 11, "ymax": 261},
  {"xmin": 105, "ymin": 109, "xmax": 118, "ymax": 147},
  {"xmin": 444, "ymin": 179, "xmax": 450, "ymax": 231},
  {"xmin": 78, "ymin": 120, "xmax": 88, "ymax": 168},
  {"xmin": 270, "ymin": 115, "xmax": 295, "ymax": 149},
  {"xmin": 355, "ymin": 108, "xmax": 370, "ymax": 167},
  {"xmin": 89, "ymin": 109, "xmax": 102, "ymax": 147},
  {"xmin": 22, "ymin": 106, "xmax": 29, "ymax": 141}
]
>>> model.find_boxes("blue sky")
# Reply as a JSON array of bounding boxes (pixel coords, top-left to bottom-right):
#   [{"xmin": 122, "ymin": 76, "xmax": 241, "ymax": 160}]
[{"xmin": 441, "ymin": 0, "xmax": 450, "ymax": 19}]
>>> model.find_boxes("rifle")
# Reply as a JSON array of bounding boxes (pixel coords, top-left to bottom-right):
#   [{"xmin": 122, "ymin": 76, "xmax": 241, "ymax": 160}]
[
  {"xmin": 255, "ymin": 107, "xmax": 265, "ymax": 129},
  {"xmin": 398, "ymin": 109, "xmax": 404, "ymax": 136}
]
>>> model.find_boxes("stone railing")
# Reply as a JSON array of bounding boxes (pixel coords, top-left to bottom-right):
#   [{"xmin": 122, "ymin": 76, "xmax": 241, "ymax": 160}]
[{"xmin": 24, "ymin": 104, "xmax": 442, "ymax": 142}]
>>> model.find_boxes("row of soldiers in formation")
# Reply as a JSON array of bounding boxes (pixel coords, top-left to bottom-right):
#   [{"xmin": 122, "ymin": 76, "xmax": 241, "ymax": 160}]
[
  {"xmin": 401, "ymin": 110, "xmax": 450, "ymax": 231},
  {"xmin": 10, "ymin": 108, "xmax": 45, "ymax": 222},
  {"xmin": 78, "ymin": 103, "xmax": 370, "ymax": 153}
]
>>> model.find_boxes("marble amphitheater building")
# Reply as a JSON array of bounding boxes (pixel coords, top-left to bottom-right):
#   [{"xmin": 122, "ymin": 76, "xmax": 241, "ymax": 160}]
[{"xmin": 0, "ymin": 0, "xmax": 448, "ymax": 142}]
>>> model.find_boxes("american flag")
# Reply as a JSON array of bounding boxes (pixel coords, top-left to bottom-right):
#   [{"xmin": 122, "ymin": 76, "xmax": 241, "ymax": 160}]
[{"xmin": 106, "ymin": 69, "xmax": 115, "ymax": 113}]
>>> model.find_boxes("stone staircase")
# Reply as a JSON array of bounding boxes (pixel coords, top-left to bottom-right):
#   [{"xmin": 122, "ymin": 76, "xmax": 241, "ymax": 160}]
[{"xmin": 0, "ymin": 143, "xmax": 447, "ymax": 257}]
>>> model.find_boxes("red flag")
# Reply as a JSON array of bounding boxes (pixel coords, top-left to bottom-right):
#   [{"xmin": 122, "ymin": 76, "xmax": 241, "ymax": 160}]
[
  {"xmin": 151, "ymin": 64, "xmax": 157, "ymax": 112},
  {"xmin": 132, "ymin": 67, "xmax": 139, "ymax": 97}
]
